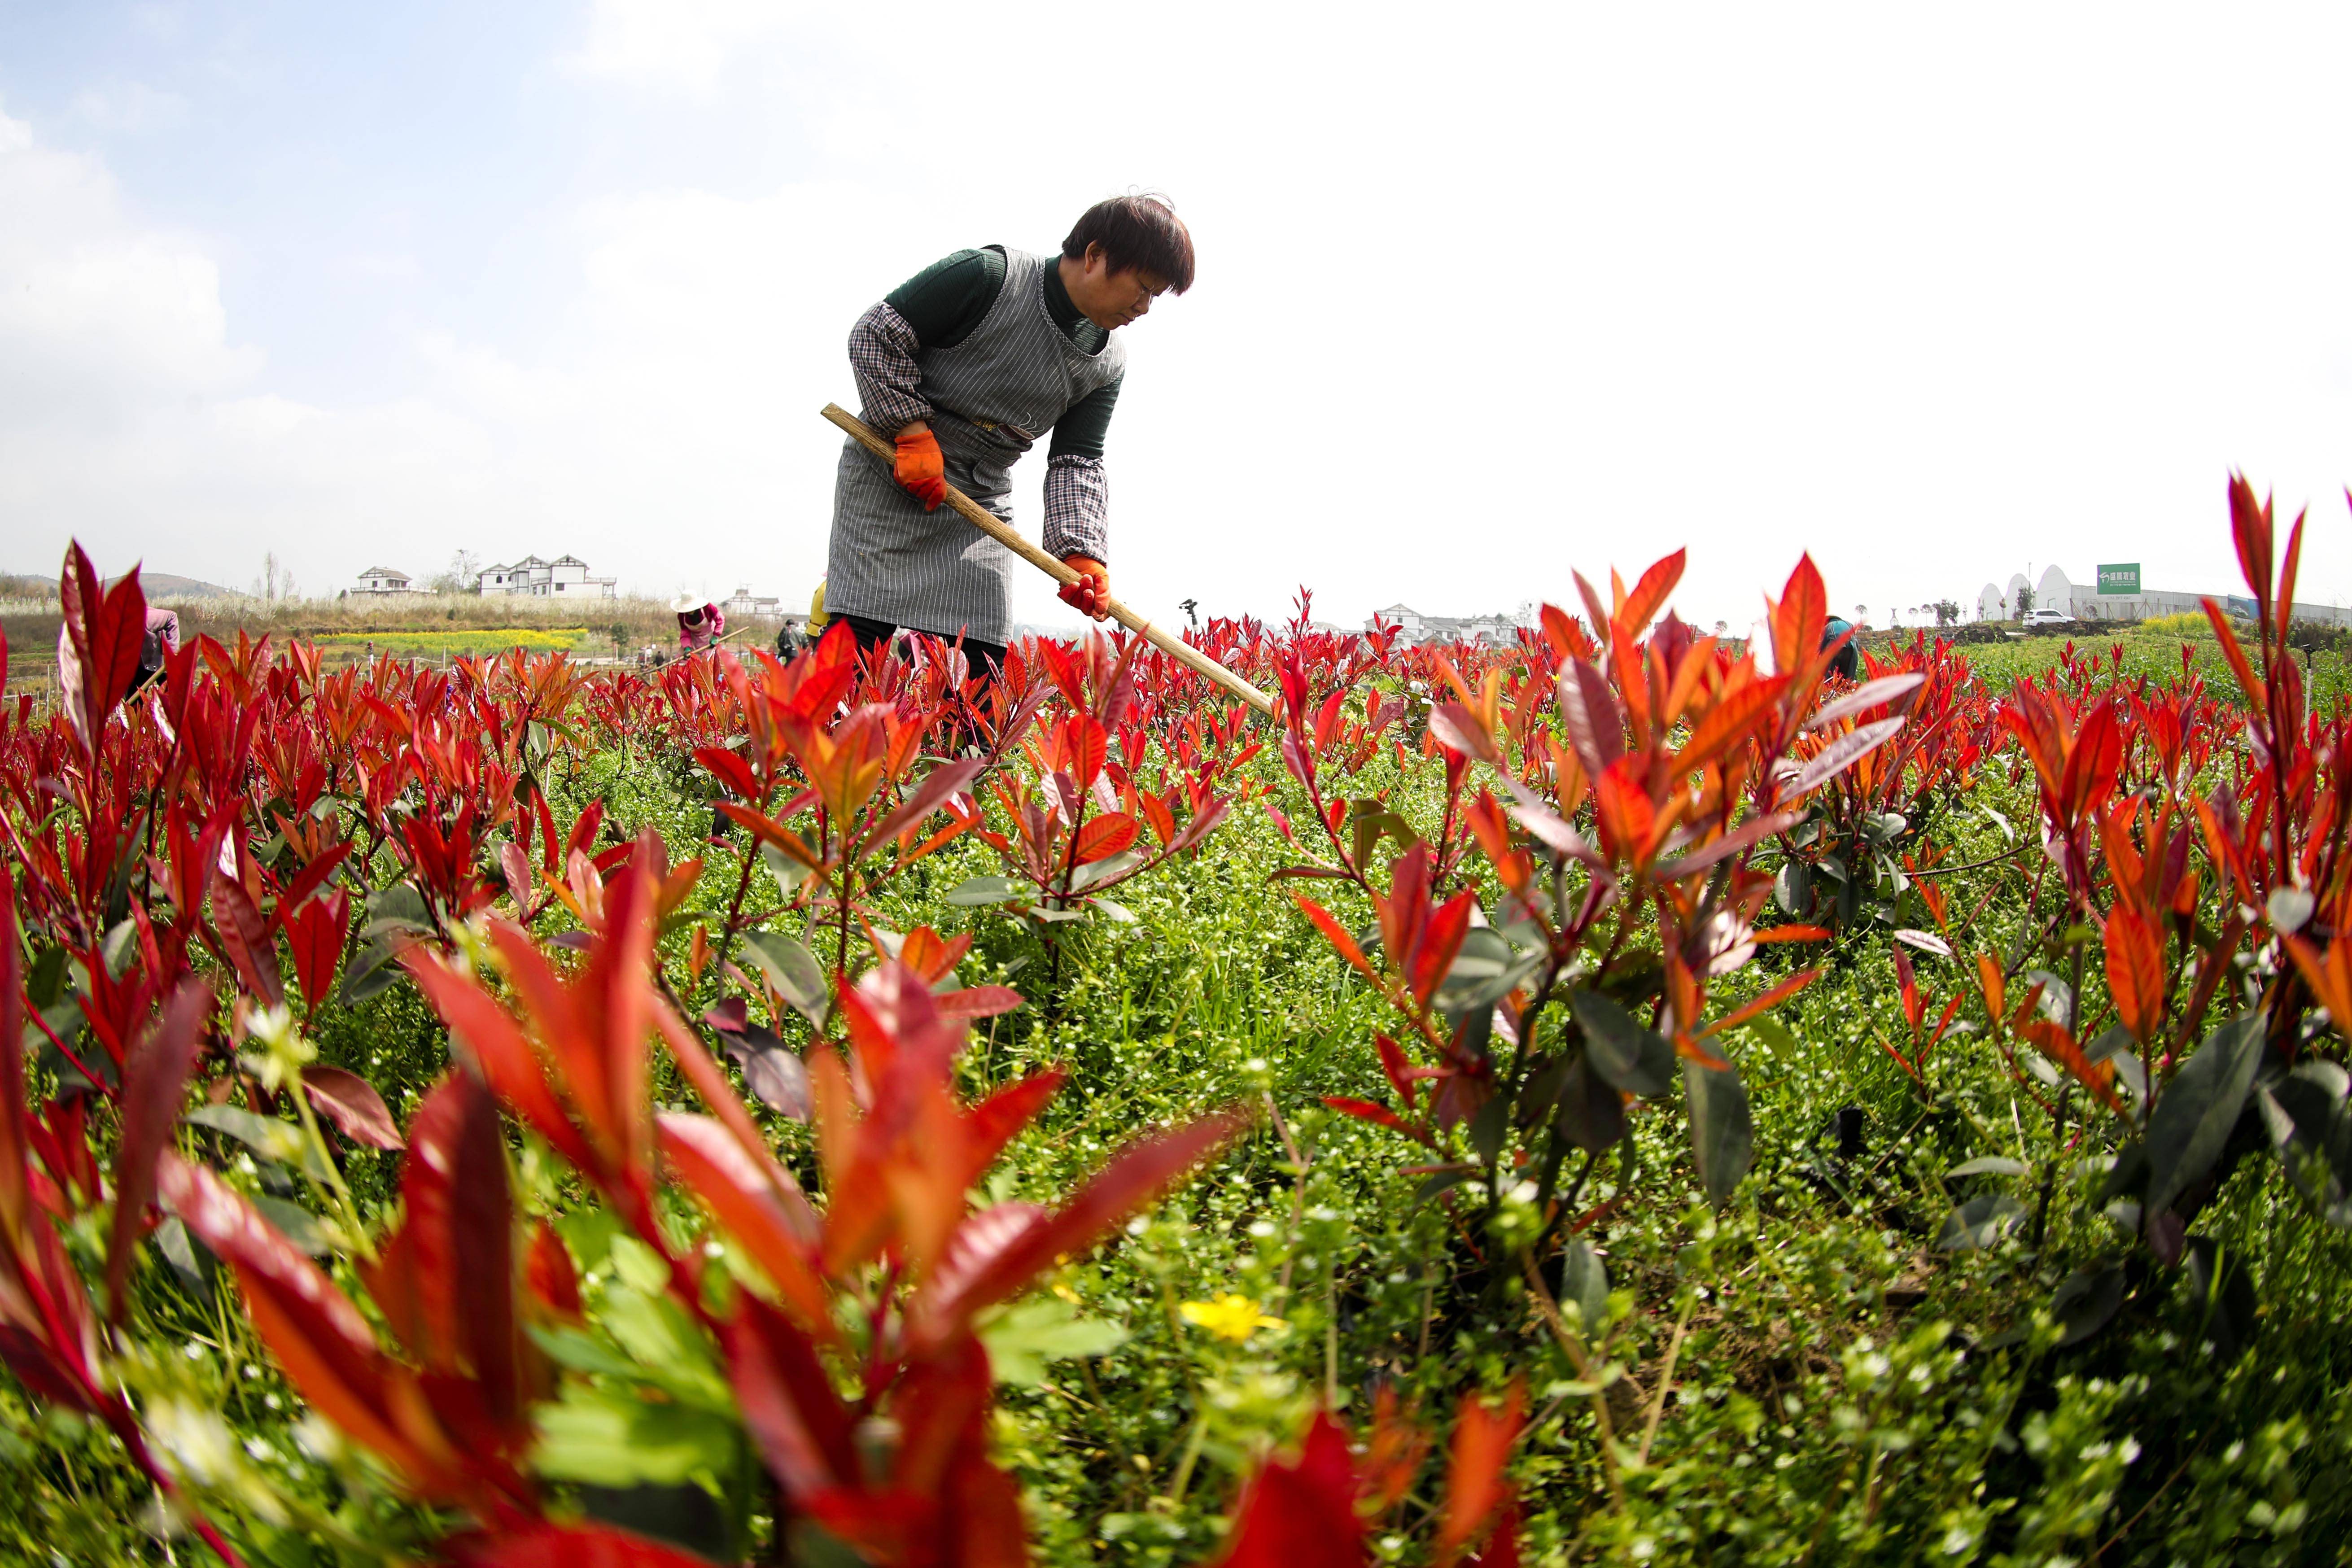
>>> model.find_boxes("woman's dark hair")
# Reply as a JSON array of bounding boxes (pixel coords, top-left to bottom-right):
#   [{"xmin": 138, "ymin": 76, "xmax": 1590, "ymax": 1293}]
[{"xmin": 1062, "ymin": 195, "xmax": 1196, "ymax": 293}]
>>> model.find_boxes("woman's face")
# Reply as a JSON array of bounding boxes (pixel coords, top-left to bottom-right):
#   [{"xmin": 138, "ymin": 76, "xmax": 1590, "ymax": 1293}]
[{"xmin": 1067, "ymin": 243, "xmax": 1170, "ymax": 332}]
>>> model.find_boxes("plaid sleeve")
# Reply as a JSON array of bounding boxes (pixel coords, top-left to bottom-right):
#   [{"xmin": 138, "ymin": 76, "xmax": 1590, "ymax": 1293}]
[
  {"xmin": 1042, "ymin": 454, "xmax": 1109, "ymax": 563},
  {"xmin": 848, "ymin": 301, "xmax": 931, "ymax": 435}
]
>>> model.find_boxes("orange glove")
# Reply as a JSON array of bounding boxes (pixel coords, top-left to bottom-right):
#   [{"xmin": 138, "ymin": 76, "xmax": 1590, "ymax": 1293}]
[
  {"xmin": 1058, "ymin": 555, "xmax": 1110, "ymax": 621},
  {"xmin": 893, "ymin": 426, "xmax": 946, "ymax": 511}
]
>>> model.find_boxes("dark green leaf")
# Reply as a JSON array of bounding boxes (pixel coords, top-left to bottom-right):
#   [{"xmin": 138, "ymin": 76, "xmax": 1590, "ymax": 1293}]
[
  {"xmin": 1552, "ymin": 1053, "xmax": 1626, "ymax": 1154},
  {"xmin": 1684, "ymin": 1056, "xmax": 1753, "ymax": 1210},
  {"xmin": 577, "ymin": 1483, "xmax": 734, "ymax": 1564},
  {"xmin": 2144, "ymin": 1014, "xmax": 2265, "ymax": 1221},
  {"xmin": 944, "ymin": 875, "xmax": 1020, "ymax": 907},
  {"xmin": 2256, "ymin": 1060, "xmax": 2352, "ymax": 1226},
  {"xmin": 1936, "ymin": 1193, "xmax": 2026, "ymax": 1250},
  {"xmin": 1573, "ymin": 990, "xmax": 1674, "ymax": 1097},
  {"xmin": 1468, "ymin": 1094, "xmax": 1510, "ymax": 1165},
  {"xmin": 1947, "ymin": 1156, "xmax": 2028, "ymax": 1179},
  {"xmin": 1561, "ymin": 1240, "xmax": 1609, "ymax": 1335},
  {"xmin": 363, "ymin": 883, "xmax": 432, "ymax": 939},
  {"xmin": 2050, "ymin": 1265, "xmax": 2126, "ymax": 1348},
  {"xmin": 251, "ymin": 1194, "xmax": 330, "ymax": 1256},
  {"xmin": 1774, "ymin": 860, "xmax": 1814, "ymax": 917},
  {"xmin": 184, "ymin": 1104, "xmax": 310, "ymax": 1168},
  {"xmin": 152, "ymin": 1216, "xmax": 216, "ymax": 1305},
  {"xmin": 1437, "ymin": 927, "xmax": 1539, "ymax": 1018},
  {"xmin": 340, "ymin": 937, "xmax": 408, "ymax": 1005},
  {"xmin": 739, "ymin": 929, "xmax": 827, "ymax": 1027}
]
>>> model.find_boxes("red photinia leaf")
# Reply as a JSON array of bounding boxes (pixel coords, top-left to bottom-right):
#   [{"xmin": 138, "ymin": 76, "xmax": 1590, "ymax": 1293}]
[
  {"xmin": 2105, "ymin": 906, "xmax": 2167, "ymax": 1044},
  {"xmin": 1555, "ymin": 659, "xmax": 1625, "ymax": 786},
  {"xmin": 2057, "ymin": 702, "xmax": 2124, "ymax": 825},
  {"xmin": 724, "ymin": 1293, "xmax": 862, "ymax": 1500},
  {"xmin": 1893, "ymin": 947, "xmax": 1922, "ymax": 1030},
  {"xmin": 1786, "ymin": 717, "xmax": 1906, "ymax": 801},
  {"xmin": 1538, "ymin": 603, "xmax": 1593, "ymax": 662},
  {"xmin": 157, "ymin": 1153, "xmax": 431, "ymax": 1479},
  {"xmin": 431, "ymin": 1073, "xmax": 520, "ymax": 1430},
  {"xmin": 57, "ymin": 543, "xmax": 148, "ymax": 754},
  {"xmin": 1406, "ymin": 890, "xmax": 1477, "ymax": 1010},
  {"xmin": 1296, "ymin": 896, "xmax": 1377, "ymax": 982},
  {"xmin": 894, "ymin": 926, "xmax": 973, "ymax": 985},
  {"xmin": 404, "ymin": 948, "xmax": 599, "ymax": 1177},
  {"xmin": 1750, "ymin": 925, "xmax": 1832, "ymax": 945},
  {"xmin": 718, "ymin": 801, "xmax": 822, "ymax": 866},
  {"xmin": 1616, "ymin": 549, "xmax": 1687, "ymax": 643},
  {"xmin": 2286, "ymin": 934, "xmax": 2352, "ymax": 1031},
  {"xmin": 933, "ymin": 985, "xmax": 1025, "ymax": 1021},
  {"xmin": 909, "ymin": 1109, "xmax": 1246, "ymax": 1349},
  {"xmin": 962, "ymin": 1067, "xmax": 1067, "ymax": 1180},
  {"xmin": 1437, "ymin": 1383, "xmax": 1525, "ymax": 1563},
  {"xmin": 1212, "ymin": 1410, "xmax": 1367, "ymax": 1568},
  {"xmin": 2201, "ymin": 598, "xmax": 2265, "ymax": 714},
  {"xmin": 1699, "ymin": 969, "xmax": 1820, "ymax": 1040},
  {"xmin": 1591, "ymin": 756, "xmax": 1658, "ymax": 865},
  {"xmin": 301, "ymin": 1065, "xmax": 403, "ymax": 1151},
  {"xmin": 656, "ymin": 1113, "xmax": 834, "ymax": 1336},
  {"xmin": 1428, "ymin": 701, "xmax": 1503, "ymax": 766},
  {"xmin": 565, "ymin": 798, "xmax": 608, "ymax": 864},
  {"xmin": 1141, "ymin": 790, "xmax": 1177, "ymax": 847},
  {"xmin": 210, "ymin": 869, "xmax": 285, "ymax": 1008},
  {"xmin": 1677, "ymin": 676, "xmax": 1789, "ymax": 780},
  {"xmin": 1376, "ymin": 1033, "xmax": 1417, "ymax": 1109},
  {"xmin": 2019, "ymin": 1020, "xmax": 2129, "ymax": 1116},
  {"xmin": 1061, "ymin": 711, "xmax": 1110, "ymax": 792},
  {"xmin": 2226, "ymin": 472, "xmax": 2274, "ymax": 618},
  {"xmin": 1071, "ymin": 812, "xmax": 1141, "ymax": 865},
  {"xmin": 653, "ymin": 1008, "xmax": 819, "ymax": 1235},
  {"xmin": 105, "ymin": 979, "xmax": 211, "ymax": 1318},
  {"xmin": 1465, "ymin": 1505, "xmax": 1521, "ymax": 1568},
  {"xmin": 269, "ymin": 842, "xmax": 353, "ymax": 935},
  {"xmin": 1770, "ymin": 553, "xmax": 1828, "ymax": 684},
  {"xmin": 693, "ymin": 744, "xmax": 761, "ymax": 803},
  {"xmin": 284, "ymin": 889, "xmax": 350, "ymax": 1022},
  {"xmin": 1322, "ymin": 1096, "xmax": 1412, "ymax": 1134},
  {"xmin": 0, "ymin": 875, "xmax": 32, "ymax": 1243},
  {"xmin": 866, "ymin": 757, "xmax": 984, "ymax": 848}
]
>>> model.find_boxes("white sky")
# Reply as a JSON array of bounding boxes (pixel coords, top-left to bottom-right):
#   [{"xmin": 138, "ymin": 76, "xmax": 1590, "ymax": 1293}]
[{"xmin": 5, "ymin": 2, "xmax": 2352, "ymax": 631}]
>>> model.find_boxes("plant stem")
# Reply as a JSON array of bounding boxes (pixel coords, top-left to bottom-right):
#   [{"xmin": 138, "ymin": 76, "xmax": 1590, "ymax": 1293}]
[
  {"xmin": 1635, "ymin": 1290, "xmax": 1697, "ymax": 1465},
  {"xmin": 1520, "ymin": 1251, "xmax": 1625, "ymax": 1509}
]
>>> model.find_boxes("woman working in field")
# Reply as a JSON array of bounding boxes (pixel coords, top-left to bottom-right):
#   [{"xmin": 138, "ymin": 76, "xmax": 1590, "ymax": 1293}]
[{"xmin": 825, "ymin": 194, "xmax": 1195, "ymax": 678}]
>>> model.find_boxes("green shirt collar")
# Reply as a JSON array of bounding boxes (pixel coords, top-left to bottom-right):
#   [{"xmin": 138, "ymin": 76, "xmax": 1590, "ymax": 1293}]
[{"xmin": 1041, "ymin": 256, "xmax": 1106, "ymax": 353}]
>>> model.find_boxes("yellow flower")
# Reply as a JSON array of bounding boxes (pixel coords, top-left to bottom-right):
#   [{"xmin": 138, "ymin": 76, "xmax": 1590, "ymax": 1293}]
[{"xmin": 1179, "ymin": 1293, "xmax": 1284, "ymax": 1343}]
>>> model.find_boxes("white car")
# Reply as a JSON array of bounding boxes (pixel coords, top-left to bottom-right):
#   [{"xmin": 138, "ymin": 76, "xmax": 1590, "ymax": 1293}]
[{"xmin": 2022, "ymin": 608, "xmax": 2076, "ymax": 627}]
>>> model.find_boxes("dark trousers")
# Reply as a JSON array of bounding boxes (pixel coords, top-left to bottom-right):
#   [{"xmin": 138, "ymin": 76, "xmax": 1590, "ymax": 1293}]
[{"xmin": 841, "ymin": 615, "xmax": 1006, "ymax": 686}]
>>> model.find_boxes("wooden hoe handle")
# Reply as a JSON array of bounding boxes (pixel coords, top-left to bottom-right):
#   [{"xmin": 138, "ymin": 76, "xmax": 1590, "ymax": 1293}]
[{"xmin": 821, "ymin": 403, "xmax": 1276, "ymax": 716}]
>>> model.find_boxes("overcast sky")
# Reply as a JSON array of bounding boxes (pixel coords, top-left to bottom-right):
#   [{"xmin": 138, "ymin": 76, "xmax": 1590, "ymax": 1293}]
[{"xmin": 5, "ymin": 2, "xmax": 2352, "ymax": 632}]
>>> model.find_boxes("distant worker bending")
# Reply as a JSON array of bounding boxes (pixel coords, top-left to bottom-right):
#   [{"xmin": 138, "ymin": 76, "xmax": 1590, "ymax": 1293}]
[{"xmin": 825, "ymin": 195, "xmax": 1197, "ymax": 676}]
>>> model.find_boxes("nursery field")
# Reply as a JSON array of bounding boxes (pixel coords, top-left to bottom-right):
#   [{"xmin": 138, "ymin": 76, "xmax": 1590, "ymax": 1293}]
[{"xmin": 2, "ymin": 487, "xmax": 2349, "ymax": 1567}]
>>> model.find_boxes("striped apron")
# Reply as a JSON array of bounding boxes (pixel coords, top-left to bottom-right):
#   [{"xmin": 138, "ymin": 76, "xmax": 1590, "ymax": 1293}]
[{"xmin": 826, "ymin": 248, "xmax": 1126, "ymax": 646}]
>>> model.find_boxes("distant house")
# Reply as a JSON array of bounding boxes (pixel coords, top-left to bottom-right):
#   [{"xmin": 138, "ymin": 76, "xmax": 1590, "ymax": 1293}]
[
  {"xmin": 478, "ymin": 553, "xmax": 619, "ymax": 598},
  {"xmin": 722, "ymin": 586, "xmax": 783, "ymax": 620},
  {"xmin": 352, "ymin": 566, "xmax": 415, "ymax": 596},
  {"xmin": 1365, "ymin": 603, "xmax": 1534, "ymax": 648}
]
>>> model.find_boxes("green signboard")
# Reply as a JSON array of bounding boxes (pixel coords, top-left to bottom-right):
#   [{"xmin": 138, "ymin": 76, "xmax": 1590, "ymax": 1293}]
[{"xmin": 2097, "ymin": 563, "xmax": 2141, "ymax": 595}]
